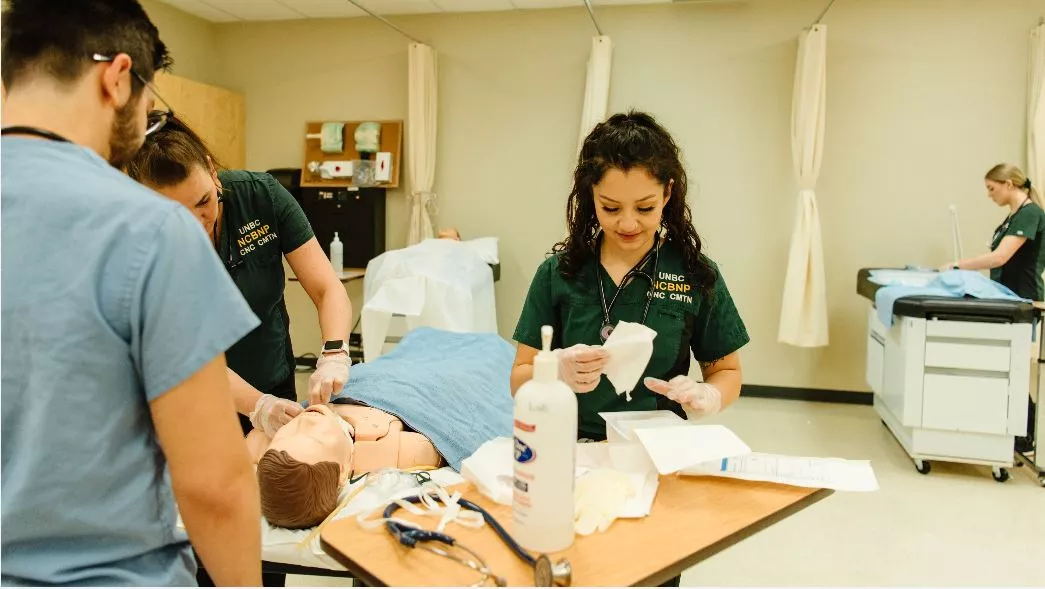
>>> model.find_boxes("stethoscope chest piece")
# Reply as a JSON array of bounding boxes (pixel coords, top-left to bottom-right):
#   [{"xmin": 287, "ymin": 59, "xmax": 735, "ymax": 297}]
[{"xmin": 534, "ymin": 554, "xmax": 572, "ymax": 587}]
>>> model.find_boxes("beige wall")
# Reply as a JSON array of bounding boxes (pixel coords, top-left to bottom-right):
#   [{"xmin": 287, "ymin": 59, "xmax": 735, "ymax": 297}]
[
  {"xmin": 141, "ymin": 0, "xmax": 222, "ymax": 86},
  {"xmin": 205, "ymin": 0, "xmax": 1043, "ymax": 393}
]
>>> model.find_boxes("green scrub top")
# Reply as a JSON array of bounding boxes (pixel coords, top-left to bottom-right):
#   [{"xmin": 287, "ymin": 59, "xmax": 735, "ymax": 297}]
[
  {"xmin": 989, "ymin": 201, "xmax": 1045, "ymax": 301},
  {"xmin": 215, "ymin": 170, "xmax": 315, "ymax": 398},
  {"xmin": 513, "ymin": 240, "xmax": 750, "ymax": 440}
]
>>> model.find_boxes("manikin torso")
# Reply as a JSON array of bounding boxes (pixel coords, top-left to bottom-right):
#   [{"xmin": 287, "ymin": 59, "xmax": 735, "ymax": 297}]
[{"xmin": 247, "ymin": 404, "xmax": 442, "ymax": 476}]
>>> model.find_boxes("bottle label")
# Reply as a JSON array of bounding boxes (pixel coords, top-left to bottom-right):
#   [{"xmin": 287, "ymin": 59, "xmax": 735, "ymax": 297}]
[
  {"xmin": 514, "ymin": 419, "xmax": 536, "ymax": 433},
  {"xmin": 514, "ymin": 437, "xmax": 536, "ymax": 463}
]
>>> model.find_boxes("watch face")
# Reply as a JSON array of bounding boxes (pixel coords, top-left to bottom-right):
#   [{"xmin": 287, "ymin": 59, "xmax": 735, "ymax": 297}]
[
  {"xmin": 534, "ymin": 555, "xmax": 553, "ymax": 587},
  {"xmin": 323, "ymin": 340, "xmax": 344, "ymax": 351}
]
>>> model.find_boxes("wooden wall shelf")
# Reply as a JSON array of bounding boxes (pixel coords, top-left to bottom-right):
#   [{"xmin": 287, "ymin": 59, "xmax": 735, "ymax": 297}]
[{"xmin": 301, "ymin": 120, "xmax": 403, "ymax": 189}]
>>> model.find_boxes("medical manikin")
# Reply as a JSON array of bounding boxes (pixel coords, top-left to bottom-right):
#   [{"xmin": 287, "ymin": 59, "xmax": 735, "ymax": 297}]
[{"xmin": 247, "ymin": 404, "xmax": 442, "ymax": 529}]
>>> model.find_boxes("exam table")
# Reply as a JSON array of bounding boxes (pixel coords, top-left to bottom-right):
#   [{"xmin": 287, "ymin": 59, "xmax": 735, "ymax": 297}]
[{"xmin": 857, "ymin": 268, "xmax": 1036, "ymax": 483}]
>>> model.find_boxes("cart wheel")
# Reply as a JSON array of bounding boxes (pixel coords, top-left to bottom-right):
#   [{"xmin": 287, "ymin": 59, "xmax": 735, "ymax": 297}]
[
  {"xmin": 915, "ymin": 459, "xmax": 931, "ymax": 475},
  {"xmin": 992, "ymin": 467, "xmax": 1010, "ymax": 483},
  {"xmin": 1038, "ymin": 475, "xmax": 1045, "ymax": 488}
]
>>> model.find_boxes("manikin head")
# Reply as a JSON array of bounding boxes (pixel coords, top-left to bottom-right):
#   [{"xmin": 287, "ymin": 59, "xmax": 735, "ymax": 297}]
[
  {"xmin": 126, "ymin": 114, "xmax": 223, "ymax": 236},
  {"xmin": 985, "ymin": 163, "xmax": 1041, "ymax": 210},
  {"xmin": 1, "ymin": 0, "xmax": 172, "ymax": 168},
  {"xmin": 256, "ymin": 405, "xmax": 355, "ymax": 529}
]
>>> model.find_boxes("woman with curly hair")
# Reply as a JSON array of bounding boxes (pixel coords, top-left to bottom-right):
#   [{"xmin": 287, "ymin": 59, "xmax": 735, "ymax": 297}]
[{"xmin": 511, "ymin": 110, "xmax": 750, "ymax": 444}]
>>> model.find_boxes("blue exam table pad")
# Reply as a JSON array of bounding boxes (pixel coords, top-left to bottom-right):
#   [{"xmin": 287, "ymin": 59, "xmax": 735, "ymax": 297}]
[
  {"xmin": 860, "ymin": 269, "xmax": 1033, "ymax": 327},
  {"xmin": 304, "ymin": 327, "xmax": 515, "ymax": 471}
]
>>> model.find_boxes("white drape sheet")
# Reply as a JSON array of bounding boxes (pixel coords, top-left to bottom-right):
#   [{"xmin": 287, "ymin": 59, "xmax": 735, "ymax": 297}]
[
  {"xmin": 1028, "ymin": 23, "xmax": 1045, "ymax": 191},
  {"xmin": 778, "ymin": 24, "xmax": 829, "ymax": 348},
  {"xmin": 407, "ymin": 43, "xmax": 437, "ymax": 246},
  {"xmin": 577, "ymin": 35, "xmax": 613, "ymax": 151}
]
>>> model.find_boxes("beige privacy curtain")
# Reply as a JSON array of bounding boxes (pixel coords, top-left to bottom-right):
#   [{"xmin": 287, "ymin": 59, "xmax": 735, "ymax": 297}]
[
  {"xmin": 778, "ymin": 24, "xmax": 829, "ymax": 347},
  {"xmin": 1029, "ymin": 23, "xmax": 1045, "ymax": 190},
  {"xmin": 407, "ymin": 43, "xmax": 437, "ymax": 246},
  {"xmin": 578, "ymin": 36, "xmax": 613, "ymax": 151}
]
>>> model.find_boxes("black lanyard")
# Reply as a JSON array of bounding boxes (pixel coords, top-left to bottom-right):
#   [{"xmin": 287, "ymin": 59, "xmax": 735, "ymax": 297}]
[
  {"xmin": 595, "ymin": 235, "xmax": 660, "ymax": 342},
  {"xmin": 1, "ymin": 126, "xmax": 72, "ymax": 143},
  {"xmin": 214, "ymin": 201, "xmax": 244, "ymax": 271},
  {"xmin": 994, "ymin": 197, "xmax": 1032, "ymax": 245}
]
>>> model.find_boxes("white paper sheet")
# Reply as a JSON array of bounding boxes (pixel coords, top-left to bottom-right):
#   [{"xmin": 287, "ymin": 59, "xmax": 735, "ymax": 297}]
[
  {"xmin": 575, "ymin": 443, "xmax": 658, "ymax": 518},
  {"xmin": 633, "ymin": 424, "xmax": 752, "ymax": 475},
  {"xmin": 679, "ymin": 452, "xmax": 879, "ymax": 492}
]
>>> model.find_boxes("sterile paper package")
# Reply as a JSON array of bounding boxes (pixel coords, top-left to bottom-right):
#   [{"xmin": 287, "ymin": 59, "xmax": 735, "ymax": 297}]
[
  {"xmin": 459, "ymin": 437, "xmax": 514, "ymax": 506},
  {"xmin": 599, "ymin": 410, "xmax": 684, "ymax": 444},
  {"xmin": 679, "ymin": 452, "xmax": 880, "ymax": 492},
  {"xmin": 633, "ymin": 424, "xmax": 752, "ymax": 475},
  {"xmin": 361, "ymin": 238, "xmax": 497, "ymax": 362}
]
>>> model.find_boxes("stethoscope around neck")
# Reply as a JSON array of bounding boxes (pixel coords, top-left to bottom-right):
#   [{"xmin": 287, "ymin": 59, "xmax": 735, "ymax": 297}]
[
  {"xmin": 993, "ymin": 195, "xmax": 1032, "ymax": 245},
  {"xmin": 595, "ymin": 230, "xmax": 661, "ymax": 343},
  {"xmin": 213, "ymin": 193, "xmax": 244, "ymax": 271}
]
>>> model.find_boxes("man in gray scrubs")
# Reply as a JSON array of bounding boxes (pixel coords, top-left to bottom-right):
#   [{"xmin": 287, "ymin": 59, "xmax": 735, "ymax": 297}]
[{"xmin": 1, "ymin": 0, "xmax": 263, "ymax": 585}]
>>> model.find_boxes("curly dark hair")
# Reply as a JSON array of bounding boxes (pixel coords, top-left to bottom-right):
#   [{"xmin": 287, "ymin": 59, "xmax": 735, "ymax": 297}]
[{"xmin": 552, "ymin": 110, "xmax": 717, "ymax": 297}]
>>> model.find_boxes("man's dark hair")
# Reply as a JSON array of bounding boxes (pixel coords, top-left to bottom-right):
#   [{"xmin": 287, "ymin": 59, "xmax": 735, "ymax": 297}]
[{"xmin": 1, "ymin": 0, "xmax": 172, "ymax": 90}]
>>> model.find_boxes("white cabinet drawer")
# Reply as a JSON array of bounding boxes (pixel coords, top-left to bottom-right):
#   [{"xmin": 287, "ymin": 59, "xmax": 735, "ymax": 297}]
[
  {"xmin": 922, "ymin": 373, "xmax": 1010, "ymax": 434},
  {"xmin": 923, "ymin": 341, "xmax": 1010, "ymax": 373}
]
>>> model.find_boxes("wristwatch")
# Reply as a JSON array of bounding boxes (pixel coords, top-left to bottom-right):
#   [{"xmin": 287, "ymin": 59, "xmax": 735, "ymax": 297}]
[{"xmin": 322, "ymin": 339, "xmax": 349, "ymax": 356}]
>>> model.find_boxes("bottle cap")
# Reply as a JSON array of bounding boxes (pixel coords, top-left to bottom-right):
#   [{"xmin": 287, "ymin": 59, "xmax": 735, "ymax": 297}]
[{"xmin": 533, "ymin": 325, "xmax": 557, "ymax": 382}]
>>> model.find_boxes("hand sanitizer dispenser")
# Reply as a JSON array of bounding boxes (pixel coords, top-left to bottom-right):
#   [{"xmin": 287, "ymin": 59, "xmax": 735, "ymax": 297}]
[
  {"xmin": 512, "ymin": 325, "xmax": 577, "ymax": 554},
  {"xmin": 329, "ymin": 232, "xmax": 343, "ymax": 274}
]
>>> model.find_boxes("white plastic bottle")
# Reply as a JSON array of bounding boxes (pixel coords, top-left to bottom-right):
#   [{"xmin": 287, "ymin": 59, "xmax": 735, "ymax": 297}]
[
  {"xmin": 512, "ymin": 325, "xmax": 578, "ymax": 554},
  {"xmin": 329, "ymin": 232, "xmax": 343, "ymax": 274}
]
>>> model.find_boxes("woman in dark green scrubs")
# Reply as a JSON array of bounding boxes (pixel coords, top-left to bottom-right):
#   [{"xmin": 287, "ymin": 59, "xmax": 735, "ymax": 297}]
[
  {"xmin": 513, "ymin": 111, "xmax": 749, "ymax": 587},
  {"xmin": 942, "ymin": 163, "xmax": 1043, "ymax": 454},
  {"xmin": 512, "ymin": 110, "xmax": 750, "ymax": 444},
  {"xmin": 127, "ymin": 116, "xmax": 354, "ymax": 436},
  {"xmin": 943, "ymin": 164, "xmax": 1045, "ymax": 299}
]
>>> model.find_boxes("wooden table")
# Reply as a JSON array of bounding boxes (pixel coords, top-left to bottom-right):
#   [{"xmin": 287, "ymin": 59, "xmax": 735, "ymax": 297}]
[{"xmin": 320, "ymin": 476, "xmax": 832, "ymax": 587}]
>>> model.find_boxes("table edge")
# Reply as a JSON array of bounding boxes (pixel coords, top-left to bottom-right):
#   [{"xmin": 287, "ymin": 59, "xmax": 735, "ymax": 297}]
[
  {"xmin": 320, "ymin": 487, "xmax": 835, "ymax": 587},
  {"xmin": 320, "ymin": 536, "xmax": 389, "ymax": 587},
  {"xmin": 633, "ymin": 487, "xmax": 835, "ymax": 587}
]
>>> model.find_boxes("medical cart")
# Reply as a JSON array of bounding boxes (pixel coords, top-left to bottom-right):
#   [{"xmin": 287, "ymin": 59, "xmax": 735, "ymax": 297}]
[{"xmin": 858, "ymin": 269, "xmax": 1035, "ymax": 483}]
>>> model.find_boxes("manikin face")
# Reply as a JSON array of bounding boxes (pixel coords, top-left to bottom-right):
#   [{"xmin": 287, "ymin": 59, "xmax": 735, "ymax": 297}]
[
  {"xmin": 150, "ymin": 163, "xmax": 221, "ymax": 236},
  {"xmin": 268, "ymin": 405, "xmax": 354, "ymax": 484},
  {"xmin": 593, "ymin": 167, "xmax": 671, "ymax": 254},
  {"xmin": 985, "ymin": 179, "xmax": 1018, "ymax": 207}
]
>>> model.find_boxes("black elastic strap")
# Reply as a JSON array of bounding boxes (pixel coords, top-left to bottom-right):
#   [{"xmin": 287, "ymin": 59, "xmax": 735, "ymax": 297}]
[{"xmin": 1, "ymin": 126, "xmax": 72, "ymax": 143}]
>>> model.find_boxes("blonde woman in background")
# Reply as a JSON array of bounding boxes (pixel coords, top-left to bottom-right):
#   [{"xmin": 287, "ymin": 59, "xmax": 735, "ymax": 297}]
[
  {"xmin": 942, "ymin": 163, "xmax": 1041, "ymax": 454},
  {"xmin": 943, "ymin": 164, "xmax": 1044, "ymax": 300}
]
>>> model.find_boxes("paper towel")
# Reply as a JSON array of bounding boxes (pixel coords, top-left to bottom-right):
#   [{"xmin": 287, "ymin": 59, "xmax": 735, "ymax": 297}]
[
  {"xmin": 459, "ymin": 437, "xmax": 514, "ymax": 505},
  {"xmin": 601, "ymin": 321, "xmax": 657, "ymax": 401}
]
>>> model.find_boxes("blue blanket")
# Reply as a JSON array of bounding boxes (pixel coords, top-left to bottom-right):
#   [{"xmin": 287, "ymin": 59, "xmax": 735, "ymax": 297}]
[
  {"xmin": 322, "ymin": 327, "xmax": 515, "ymax": 471},
  {"xmin": 871, "ymin": 269, "xmax": 1027, "ymax": 327}
]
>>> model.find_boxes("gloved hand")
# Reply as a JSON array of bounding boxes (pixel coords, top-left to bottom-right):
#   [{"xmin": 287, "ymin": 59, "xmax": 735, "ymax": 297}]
[
  {"xmin": 249, "ymin": 393, "xmax": 303, "ymax": 437},
  {"xmin": 557, "ymin": 344, "xmax": 608, "ymax": 393},
  {"xmin": 643, "ymin": 375, "xmax": 723, "ymax": 417},
  {"xmin": 309, "ymin": 353, "xmax": 351, "ymax": 405}
]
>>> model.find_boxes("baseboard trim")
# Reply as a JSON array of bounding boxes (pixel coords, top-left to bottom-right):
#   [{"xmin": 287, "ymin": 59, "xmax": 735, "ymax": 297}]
[{"xmin": 741, "ymin": 385, "xmax": 873, "ymax": 406}]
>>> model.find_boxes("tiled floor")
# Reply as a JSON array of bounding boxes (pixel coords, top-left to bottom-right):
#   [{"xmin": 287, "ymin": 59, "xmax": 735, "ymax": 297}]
[{"xmin": 287, "ymin": 397, "xmax": 1045, "ymax": 587}]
